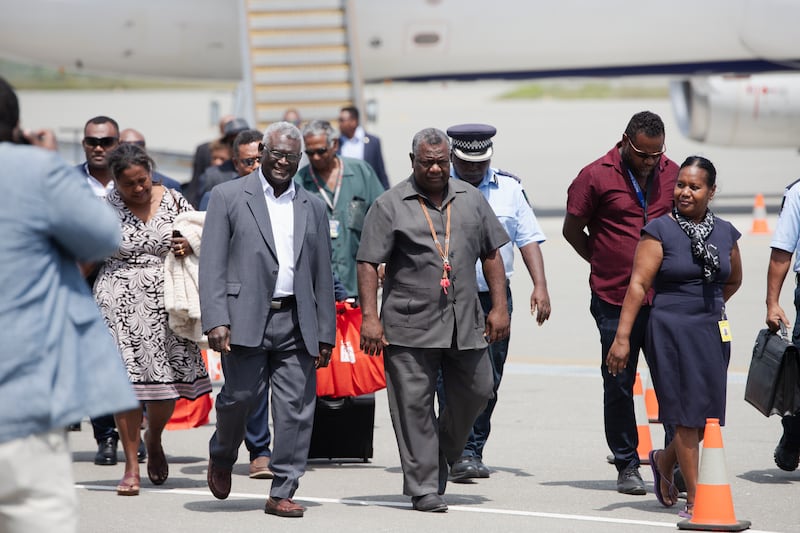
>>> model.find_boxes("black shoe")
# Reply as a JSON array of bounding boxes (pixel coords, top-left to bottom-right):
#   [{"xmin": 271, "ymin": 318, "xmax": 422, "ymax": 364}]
[
  {"xmin": 94, "ymin": 436, "xmax": 118, "ymax": 466},
  {"xmin": 774, "ymin": 436, "xmax": 800, "ymax": 472},
  {"xmin": 616, "ymin": 466, "xmax": 646, "ymax": 495},
  {"xmin": 449, "ymin": 456, "xmax": 479, "ymax": 482},
  {"xmin": 137, "ymin": 439, "xmax": 147, "ymax": 463},
  {"xmin": 412, "ymin": 493, "xmax": 448, "ymax": 512},
  {"xmin": 474, "ymin": 458, "xmax": 491, "ymax": 478}
]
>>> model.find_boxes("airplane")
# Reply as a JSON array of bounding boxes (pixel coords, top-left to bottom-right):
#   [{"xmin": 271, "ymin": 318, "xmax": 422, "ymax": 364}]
[{"xmin": 1, "ymin": 0, "xmax": 799, "ymax": 147}]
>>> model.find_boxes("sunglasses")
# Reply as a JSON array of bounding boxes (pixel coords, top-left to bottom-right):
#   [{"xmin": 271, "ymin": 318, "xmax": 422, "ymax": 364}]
[
  {"xmin": 305, "ymin": 147, "xmax": 331, "ymax": 157},
  {"xmin": 266, "ymin": 149, "xmax": 301, "ymax": 163},
  {"xmin": 626, "ymin": 136, "xmax": 665, "ymax": 160},
  {"xmin": 239, "ymin": 156, "xmax": 261, "ymax": 167},
  {"xmin": 121, "ymin": 140, "xmax": 145, "ymax": 147},
  {"xmin": 83, "ymin": 136, "xmax": 119, "ymax": 148}
]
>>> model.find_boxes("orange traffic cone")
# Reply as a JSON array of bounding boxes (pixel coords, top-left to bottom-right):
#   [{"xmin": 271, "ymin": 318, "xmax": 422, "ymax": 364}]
[
  {"xmin": 634, "ymin": 372, "xmax": 654, "ymax": 464},
  {"xmin": 750, "ymin": 193, "xmax": 770, "ymax": 234},
  {"xmin": 642, "ymin": 367, "xmax": 660, "ymax": 423},
  {"xmin": 678, "ymin": 418, "xmax": 751, "ymax": 531}
]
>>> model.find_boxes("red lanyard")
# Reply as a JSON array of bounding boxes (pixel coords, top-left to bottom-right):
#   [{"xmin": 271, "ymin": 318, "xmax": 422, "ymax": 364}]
[{"xmin": 418, "ymin": 197, "xmax": 452, "ymax": 294}]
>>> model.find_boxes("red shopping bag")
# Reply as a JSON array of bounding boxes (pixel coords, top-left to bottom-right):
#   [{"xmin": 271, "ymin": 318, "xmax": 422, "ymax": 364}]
[
  {"xmin": 316, "ymin": 302, "xmax": 386, "ymax": 398},
  {"xmin": 166, "ymin": 394, "xmax": 212, "ymax": 430}
]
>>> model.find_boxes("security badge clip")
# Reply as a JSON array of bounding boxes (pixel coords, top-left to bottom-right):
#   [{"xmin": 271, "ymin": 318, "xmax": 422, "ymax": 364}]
[
  {"xmin": 329, "ymin": 219, "xmax": 340, "ymax": 239},
  {"xmin": 718, "ymin": 308, "xmax": 732, "ymax": 342}
]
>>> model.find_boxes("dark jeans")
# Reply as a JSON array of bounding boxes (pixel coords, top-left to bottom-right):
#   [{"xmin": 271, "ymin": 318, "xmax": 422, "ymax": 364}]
[
  {"xmin": 590, "ymin": 293, "xmax": 649, "ymax": 472},
  {"xmin": 245, "ymin": 385, "xmax": 272, "ymax": 461},
  {"xmin": 91, "ymin": 414, "xmax": 118, "ymax": 443},
  {"xmin": 436, "ymin": 284, "xmax": 512, "ymax": 460}
]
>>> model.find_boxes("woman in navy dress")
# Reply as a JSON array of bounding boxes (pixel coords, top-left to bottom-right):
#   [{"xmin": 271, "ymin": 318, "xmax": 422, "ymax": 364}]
[{"xmin": 606, "ymin": 156, "xmax": 742, "ymax": 519}]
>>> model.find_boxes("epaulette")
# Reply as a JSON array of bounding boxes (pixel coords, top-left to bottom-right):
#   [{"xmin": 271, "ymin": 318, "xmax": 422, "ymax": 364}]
[
  {"xmin": 495, "ymin": 168, "xmax": 531, "ymax": 207},
  {"xmin": 785, "ymin": 177, "xmax": 800, "ymax": 192},
  {"xmin": 781, "ymin": 178, "xmax": 800, "ymax": 213},
  {"xmin": 495, "ymin": 168, "xmax": 522, "ymax": 184}
]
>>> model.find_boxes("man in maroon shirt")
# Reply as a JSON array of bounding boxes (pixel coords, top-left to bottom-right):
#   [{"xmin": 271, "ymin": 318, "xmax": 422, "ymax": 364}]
[{"xmin": 563, "ymin": 111, "xmax": 679, "ymax": 495}]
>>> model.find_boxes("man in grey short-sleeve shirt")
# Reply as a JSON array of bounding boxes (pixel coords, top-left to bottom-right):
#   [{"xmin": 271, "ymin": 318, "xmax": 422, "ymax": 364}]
[{"xmin": 357, "ymin": 128, "xmax": 510, "ymax": 513}]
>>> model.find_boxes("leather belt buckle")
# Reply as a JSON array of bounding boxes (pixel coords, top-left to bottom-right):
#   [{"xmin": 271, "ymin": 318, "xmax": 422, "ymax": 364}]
[{"xmin": 270, "ymin": 296, "xmax": 294, "ymax": 310}]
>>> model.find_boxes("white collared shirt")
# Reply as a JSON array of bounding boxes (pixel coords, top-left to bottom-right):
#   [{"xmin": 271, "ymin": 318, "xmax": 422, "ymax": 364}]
[
  {"xmin": 339, "ymin": 125, "xmax": 366, "ymax": 160},
  {"xmin": 259, "ymin": 173, "xmax": 296, "ymax": 297},
  {"xmin": 81, "ymin": 162, "xmax": 114, "ymax": 198}
]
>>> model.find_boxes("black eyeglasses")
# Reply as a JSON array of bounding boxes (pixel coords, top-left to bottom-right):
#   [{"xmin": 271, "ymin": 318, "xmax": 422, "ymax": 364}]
[
  {"xmin": 83, "ymin": 136, "xmax": 119, "ymax": 148},
  {"xmin": 239, "ymin": 156, "xmax": 261, "ymax": 167},
  {"xmin": 626, "ymin": 136, "xmax": 665, "ymax": 160},
  {"xmin": 304, "ymin": 147, "xmax": 330, "ymax": 157},
  {"xmin": 121, "ymin": 140, "xmax": 145, "ymax": 147},
  {"xmin": 266, "ymin": 149, "xmax": 301, "ymax": 163}
]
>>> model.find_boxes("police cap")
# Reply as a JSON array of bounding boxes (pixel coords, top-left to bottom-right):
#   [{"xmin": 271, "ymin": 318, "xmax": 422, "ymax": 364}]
[{"xmin": 446, "ymin": 123, "xmax": 496, "ymax": 162}]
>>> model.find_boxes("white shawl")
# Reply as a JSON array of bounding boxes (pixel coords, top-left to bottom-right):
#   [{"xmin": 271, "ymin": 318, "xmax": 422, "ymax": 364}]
[{"xmin": 164, "ymin": 210, "xmax": 207, "ymax": 348}]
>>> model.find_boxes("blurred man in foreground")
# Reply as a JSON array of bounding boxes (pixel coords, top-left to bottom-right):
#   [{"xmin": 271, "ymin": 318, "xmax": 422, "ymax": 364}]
[{"xmin": 0, "ymin": 77, "xmax": 137, "ymax": 533}]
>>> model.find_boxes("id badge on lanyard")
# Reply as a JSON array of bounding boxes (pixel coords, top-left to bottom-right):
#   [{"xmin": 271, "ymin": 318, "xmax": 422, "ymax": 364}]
[{"xmin": 627, "ymin": 168, "xmax": 650, "ymax": 224}]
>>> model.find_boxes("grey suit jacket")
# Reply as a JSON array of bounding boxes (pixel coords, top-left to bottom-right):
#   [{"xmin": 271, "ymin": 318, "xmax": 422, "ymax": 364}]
[{"xmin": 199, "ymin": 171, "xmax": 336, "ymax": 353}]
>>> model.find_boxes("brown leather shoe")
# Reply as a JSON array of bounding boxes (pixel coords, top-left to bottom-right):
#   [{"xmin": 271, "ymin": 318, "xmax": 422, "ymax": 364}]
[
  {"xmin": 249, "ymin": 456, "xmax": 274, "ymax": 479},
  {"xmin": 207, "ymin": 460, "xmax": 231, "ymax": 500},
  {"xmin": 264, "ymin": 497, "xmax": 305, "ymax": 518}
]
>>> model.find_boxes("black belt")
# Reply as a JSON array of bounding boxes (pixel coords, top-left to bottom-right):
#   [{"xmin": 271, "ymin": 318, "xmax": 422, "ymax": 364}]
[{"xmin": 270, "ymin": 295, "xmax": 295, "ymax": 310}]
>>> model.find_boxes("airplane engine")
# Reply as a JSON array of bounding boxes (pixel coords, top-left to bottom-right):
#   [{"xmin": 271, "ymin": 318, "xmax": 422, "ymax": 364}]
[{"xmin": 670, "ymin": 74, "xmax": 800, "ymax": 148}]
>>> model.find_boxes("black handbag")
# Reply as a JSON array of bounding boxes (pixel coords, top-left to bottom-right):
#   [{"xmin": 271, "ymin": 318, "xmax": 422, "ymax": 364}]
[{"xmin": 745, "ymin": 322, "xmax": 800, "ymax": 417}]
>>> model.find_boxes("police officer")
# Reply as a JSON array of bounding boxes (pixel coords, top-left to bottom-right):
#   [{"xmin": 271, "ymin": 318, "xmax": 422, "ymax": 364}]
[
  {"xmin": 443, "ymin": 124, "xmax": 551, "ymax": 481},
  {"xmin": 765, "ymin": 178, "xmax": 800, "ymax": 472}
]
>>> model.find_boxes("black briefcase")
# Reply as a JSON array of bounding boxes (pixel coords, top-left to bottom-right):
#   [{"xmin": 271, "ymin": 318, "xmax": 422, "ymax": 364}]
[
  {"xmin": 745, "ymin": 324, "xmax": 800, "ymax": 417},
  {"xmin": 308, "ymin": 393, "xmax": 375, "ymax": 462}
]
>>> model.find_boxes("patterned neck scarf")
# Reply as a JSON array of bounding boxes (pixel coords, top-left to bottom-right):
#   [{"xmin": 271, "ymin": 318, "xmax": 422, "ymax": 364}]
[{"xmin": 672, "ymin": 206, "xmax": 719, "ymax": 283}]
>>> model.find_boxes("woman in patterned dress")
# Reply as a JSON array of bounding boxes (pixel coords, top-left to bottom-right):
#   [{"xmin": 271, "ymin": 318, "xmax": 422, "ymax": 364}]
[{"xmin": 94, "ymin": 143, "xmax": 211, "ymax": 496}]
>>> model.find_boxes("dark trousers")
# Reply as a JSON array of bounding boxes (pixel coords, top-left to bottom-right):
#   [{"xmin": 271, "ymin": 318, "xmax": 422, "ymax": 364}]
[
  {"xmin": 91, "ymin": 414, "xmax": 117, "ymax": 443},
  {"xmin": 590, "ymin": 293, "xmax": 649, "ymax": 472},
  {"xmin": 781, "ymin": 283, "xmax": 800, "ymax": 448},
  {"xmin": 385, "ymin": 344, "xmax": 493, "ymax": 496},
  {"xmin": 438, "ymin": 285, "xmax": 512, "ymax": 460},
  {"xmin": 245, "ymin": 389, "xmax": 271, "ymax": 461},
  {"xmin": 209, "ymin": 306, "xmax": 315, "ymax": 499}
]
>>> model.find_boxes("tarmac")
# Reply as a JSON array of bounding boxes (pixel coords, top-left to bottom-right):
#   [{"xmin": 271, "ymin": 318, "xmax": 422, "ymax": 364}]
[
  {"xmin": 67, "ymin": 214, "xmax": 799, "ymax": 533},
  {"xmin": 18, "ymin": 80, "xmax": 798, "ymax": 531}
]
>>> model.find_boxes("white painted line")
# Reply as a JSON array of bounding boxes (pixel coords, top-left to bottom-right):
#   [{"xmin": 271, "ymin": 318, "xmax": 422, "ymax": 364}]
[{"xmin": 74, "ymin": 485, "xmax": 778, "ymax": 532}]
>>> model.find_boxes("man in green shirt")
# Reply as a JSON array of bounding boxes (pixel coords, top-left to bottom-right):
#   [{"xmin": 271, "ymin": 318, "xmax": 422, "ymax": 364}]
[{"xmin": 295, "ymin": 120, "xmax": 385, "ymax": 298}]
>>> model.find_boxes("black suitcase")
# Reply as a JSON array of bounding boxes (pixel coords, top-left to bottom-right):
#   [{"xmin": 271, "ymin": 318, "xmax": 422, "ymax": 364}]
[{"xmin": 308, "ymin": 393, "xmax": 375, "ymax": 462}]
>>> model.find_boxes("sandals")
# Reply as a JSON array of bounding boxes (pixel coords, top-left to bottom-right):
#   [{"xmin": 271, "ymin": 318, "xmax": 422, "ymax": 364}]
[
  {"xmin": 116, "ymin": 472, "xmax": 140, "ymax": 496},
  {"xmin": 649, "ymin": 449, "xmax": 678, "ymax": 507},
  {"xmin": 144, "ymin": 430, "xmax": 169, "ymax": 485},
  {"xmin": 678, "ymin": 504, "xmax": 694, "ymax": 519}
]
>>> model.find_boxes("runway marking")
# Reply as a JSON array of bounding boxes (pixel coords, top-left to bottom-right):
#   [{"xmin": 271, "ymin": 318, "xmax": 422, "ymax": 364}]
[{"xmin": 74, "ymin": 485, "xmax": 778, "ymax": 532}]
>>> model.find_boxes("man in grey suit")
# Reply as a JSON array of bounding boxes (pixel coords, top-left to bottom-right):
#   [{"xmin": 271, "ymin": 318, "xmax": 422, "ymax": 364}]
[
  {"xmin": 0, "ymin": 77, "xmax": 137, "ymax": 532},
  {"xmin": 200, "ymin": 121, "xmax": 336, "ymax": 518}
]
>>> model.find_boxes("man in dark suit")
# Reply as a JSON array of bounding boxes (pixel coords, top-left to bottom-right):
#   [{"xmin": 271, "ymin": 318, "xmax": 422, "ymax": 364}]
[
  {"xmin": 200, "ymin": 121, "xmax": 336, "ymax": 518},
  {"xmin": 338, "ymin": 105, "xmax": 390, "ymax": 190}
]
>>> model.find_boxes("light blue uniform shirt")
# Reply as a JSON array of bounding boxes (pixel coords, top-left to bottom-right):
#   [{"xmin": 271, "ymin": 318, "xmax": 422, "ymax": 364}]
[
  {"xmin": 771, "ymin": 179, "xmax": 800, "ymax": 272},
  {"xmin": 452, "ymin": 167, "xmax": 546, "ymax": 292}
]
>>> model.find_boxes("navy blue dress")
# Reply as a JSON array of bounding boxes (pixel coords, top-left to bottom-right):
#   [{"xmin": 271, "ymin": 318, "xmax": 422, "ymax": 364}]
[{"xmin": 643, "ymin": 215, "xmax": 741, "ymax": 428}]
